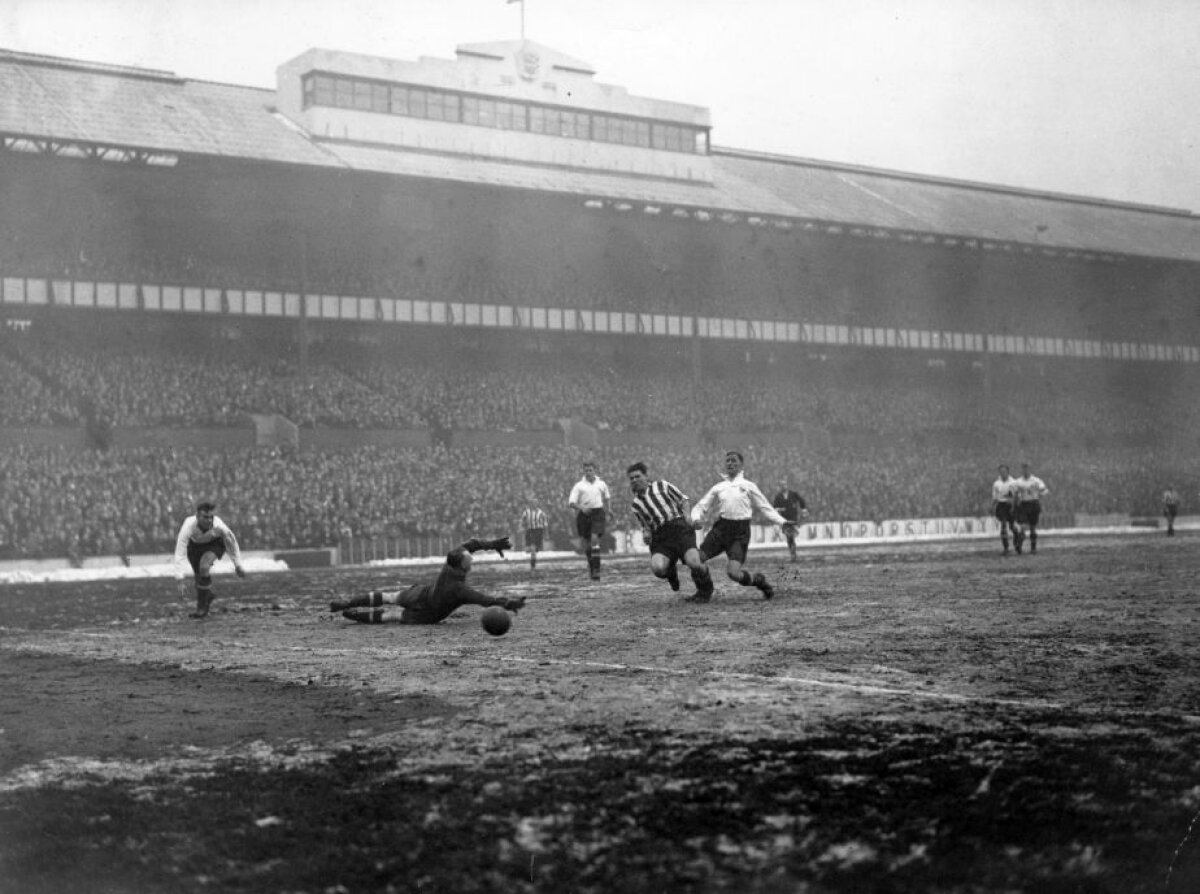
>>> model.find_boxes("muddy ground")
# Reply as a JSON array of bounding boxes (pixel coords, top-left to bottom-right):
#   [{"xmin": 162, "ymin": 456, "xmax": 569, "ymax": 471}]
[{"xmin": 2, "ymin": 535, "xmax": 1199, "ymax": 893}]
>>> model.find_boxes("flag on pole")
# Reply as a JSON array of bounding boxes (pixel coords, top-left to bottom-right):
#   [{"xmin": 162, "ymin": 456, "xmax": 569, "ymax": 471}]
[{"xmin": 508, "ymin": 0, "xmax": 526, "ymax": 39}]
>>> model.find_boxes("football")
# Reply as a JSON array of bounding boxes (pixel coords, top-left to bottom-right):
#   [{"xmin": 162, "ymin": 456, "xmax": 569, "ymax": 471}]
[{"xmin": 481, "ymin": 606, "xmax": 512, "ymax": 636}]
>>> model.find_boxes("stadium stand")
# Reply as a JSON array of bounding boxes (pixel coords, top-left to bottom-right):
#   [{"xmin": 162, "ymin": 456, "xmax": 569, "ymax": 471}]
[{"xmin": 1, "ymin": 43, "xmax": 1199, "ymax": 561}]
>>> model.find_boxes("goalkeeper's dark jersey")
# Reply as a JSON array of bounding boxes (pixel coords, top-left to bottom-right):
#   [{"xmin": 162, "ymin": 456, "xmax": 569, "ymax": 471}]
[{"xmin": 393, "ymin": 563, "xmax": 492, "ymax": 624}]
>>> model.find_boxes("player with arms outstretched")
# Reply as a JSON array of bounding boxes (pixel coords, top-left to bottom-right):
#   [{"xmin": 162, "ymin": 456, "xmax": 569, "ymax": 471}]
[
  {"xmin": 328, "ymin": 536, "xmax": 523, "ymax": 625},
  {"xmin": 690, "ymin": 450, "xmax": 788, "ymax": 602}
]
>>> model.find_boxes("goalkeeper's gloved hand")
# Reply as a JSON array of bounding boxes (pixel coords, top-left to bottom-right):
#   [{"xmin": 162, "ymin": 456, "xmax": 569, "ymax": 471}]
[
  {"xmin": 502, "ymin": 596, "xmax": 527, "ymax": 613},
  {"xmin": 488, "ymin": 536, "xmax": 512, "ymax": 558}
]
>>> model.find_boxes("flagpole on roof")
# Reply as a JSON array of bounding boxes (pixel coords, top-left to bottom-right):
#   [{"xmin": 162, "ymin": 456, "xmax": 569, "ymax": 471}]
[{"xmin": 508, "ymin": 0, "xmax": 525, "ymax": 40}]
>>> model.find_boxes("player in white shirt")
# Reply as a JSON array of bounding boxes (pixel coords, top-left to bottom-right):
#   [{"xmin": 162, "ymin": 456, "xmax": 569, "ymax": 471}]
[
  {"xmin": 689, "ymin": 450, "xmax": 788, "ymax": 602},
  {"xmin": 568, "ymin": 460, "xmax": 611, "ymax": 580},
  {"xmin": 990, "ymin": 464, "xmax": 1020, "ymax": 555},
  {"xmin": 1012, "ymin": 463, "xmax": 1050, "ymax": 554},
  {"xmin": 173, "ymin": 500, "xmax": 246, "ymax": 618}
]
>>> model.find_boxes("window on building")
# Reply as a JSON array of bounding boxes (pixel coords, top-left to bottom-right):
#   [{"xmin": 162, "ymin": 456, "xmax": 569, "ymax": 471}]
[{"xmin": 302, "ymin": 72, "xmax": 707, "ymax": 155}]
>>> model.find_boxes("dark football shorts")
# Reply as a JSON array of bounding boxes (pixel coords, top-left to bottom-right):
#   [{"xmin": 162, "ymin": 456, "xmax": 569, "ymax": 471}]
[
  {"xmin": 994, "ymin": 503, "xmax": 1016, "ymax": 525},
  {"xmin": 186, "ymin": 538, "xmax": 226, "ymax": 574},
  {"xmin": 525, "ymin": 528, "xmax": 545, "ymax": 550},
  {"xmin": 699, "ymin": 518, "xmax": 751, "ymax": 564},
  {"xmin": 576, "ymin": 508, "xmax": 606, "ymax": 540},
  {"xmin": 1016, "ymin": 501, "xmax": 1041, "ymax": 526},
  {"xmin": 648, "ymin": 518, "xmax": 698, "ymax": 564}
]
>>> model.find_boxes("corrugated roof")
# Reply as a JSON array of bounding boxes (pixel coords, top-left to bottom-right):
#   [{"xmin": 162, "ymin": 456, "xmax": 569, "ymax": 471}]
[
  {"xmin": 713, "ymin": 151, "xmax": 1200, "ymax": 261},
  {"xmin": 0, "ymin": 52, "xmax": 339, "ymax": 166},
  {"xmin": 2, "ymin": 48, "xmax": 1198, "ymax": 263},
  {"xmin": 322, "ymin": 141, "xmax": 796, "ymax": 215}
]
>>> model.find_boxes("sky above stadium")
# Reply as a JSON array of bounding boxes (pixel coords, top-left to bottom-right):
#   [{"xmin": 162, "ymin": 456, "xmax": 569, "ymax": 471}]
[{"xmin": 4, "ymin": 0, "xmax": 1198, "ymax": 212}]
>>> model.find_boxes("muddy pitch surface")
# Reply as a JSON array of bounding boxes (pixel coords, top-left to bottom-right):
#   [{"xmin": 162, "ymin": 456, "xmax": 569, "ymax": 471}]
[{"xmin": 2, "ymin": 537, "xmax": 1200, "ymax": 893}]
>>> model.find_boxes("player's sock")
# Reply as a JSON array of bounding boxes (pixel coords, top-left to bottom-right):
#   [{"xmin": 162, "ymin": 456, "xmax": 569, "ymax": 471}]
[
  {"xmin": 691, "ymin": 566, "xmax": 713, "ymax": 596},
  {"xmin": 752, "ymin": 572, "xmax": 775, "ymax": 600},
  {"xmin": 342, "ymin": 607, "xmax": 385, "ymax": 624},
  {"xmin": 337, "ymin": 591, "xmax": 384, "ymax": 611},
  {"xmin": 530, "ymin": 555, "xmax": 537, "ymax": 569},
  {"xmin": 736, "ymin": 570, "xmax": 754, "ymax": 587},
  {"xmin": 1030, "ymin": 531, "xmax": 1037, "ymax": 553},
  {"xmin": 191, "ymin": 579, "xmax": 214, "ymax": 618},
  {"xmin": 665, "ymin": 564, "xmax": 680, "ymax": 591}
]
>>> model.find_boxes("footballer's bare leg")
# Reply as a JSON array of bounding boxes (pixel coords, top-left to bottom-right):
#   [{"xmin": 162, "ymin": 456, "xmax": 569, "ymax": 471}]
[{"xmin": 189, "ymin": 552, "xmax": 218, "ymax": 618}]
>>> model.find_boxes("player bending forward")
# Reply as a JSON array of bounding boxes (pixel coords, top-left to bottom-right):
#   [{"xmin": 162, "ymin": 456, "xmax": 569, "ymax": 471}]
[
  {"xmin": 174, "ymin": 500, "xmax": 246, "ymax": 619},
  {"xmin": 329, "ymin": 536, "xmax": 524, "ymax": 624}
]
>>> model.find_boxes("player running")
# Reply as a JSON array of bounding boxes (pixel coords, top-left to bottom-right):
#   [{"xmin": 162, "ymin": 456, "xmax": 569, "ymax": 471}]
[
  {"xmin": 627, "ymin": 461, "xmax": 714, "ymax": 601},
  {"xmin": 690, "ymin": 450, "xmax": 788, "ymax": 602},
  {"xmin": 568, "ymin": 460, "xmax": 611, "ymax": 581},
  {"xmin": 771, "ymin": 477, "xmax": 809, "ymax": 562}
]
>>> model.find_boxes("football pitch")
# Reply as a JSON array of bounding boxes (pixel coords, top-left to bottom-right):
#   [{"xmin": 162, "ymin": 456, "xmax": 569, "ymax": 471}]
[{"xmin": 2, "ymin": 534, "xmax": 1199, "ymax": 893}]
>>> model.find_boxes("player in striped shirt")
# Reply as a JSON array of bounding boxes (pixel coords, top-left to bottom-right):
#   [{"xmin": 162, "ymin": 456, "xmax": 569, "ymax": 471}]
[
  {"xmin": 1162, "ymin": 486, "xmax": 1180, "ymax": 537},
  {"xmin": 519, "ymin": 499, "xmax": 549, "ymax": 569},
  {"xmin": 627, "ymin": 462, "xmax": 714, "ymax": 600}
]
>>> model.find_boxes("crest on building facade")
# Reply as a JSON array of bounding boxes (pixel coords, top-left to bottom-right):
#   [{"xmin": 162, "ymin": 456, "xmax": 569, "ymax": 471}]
[{"xmin": 516, "ymin": 48, "xmax": 540, "ymax": 81}]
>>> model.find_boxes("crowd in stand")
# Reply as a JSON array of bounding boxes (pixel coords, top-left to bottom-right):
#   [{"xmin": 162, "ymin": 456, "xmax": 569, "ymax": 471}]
[
  {"xmin": 2, "ymin": 251, "xmax": 1198, "ymax": 560},
  {"xmin": 2, "ymin": 317, "xmax": 1198, "ymax": 561},
  {"xmin": 8, "ymin": 329, "xmax": 1193, "ymax": 442},
  {"xmin": 0, "ymin": 436, "xmax": 1191, "ymax": 562}
]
